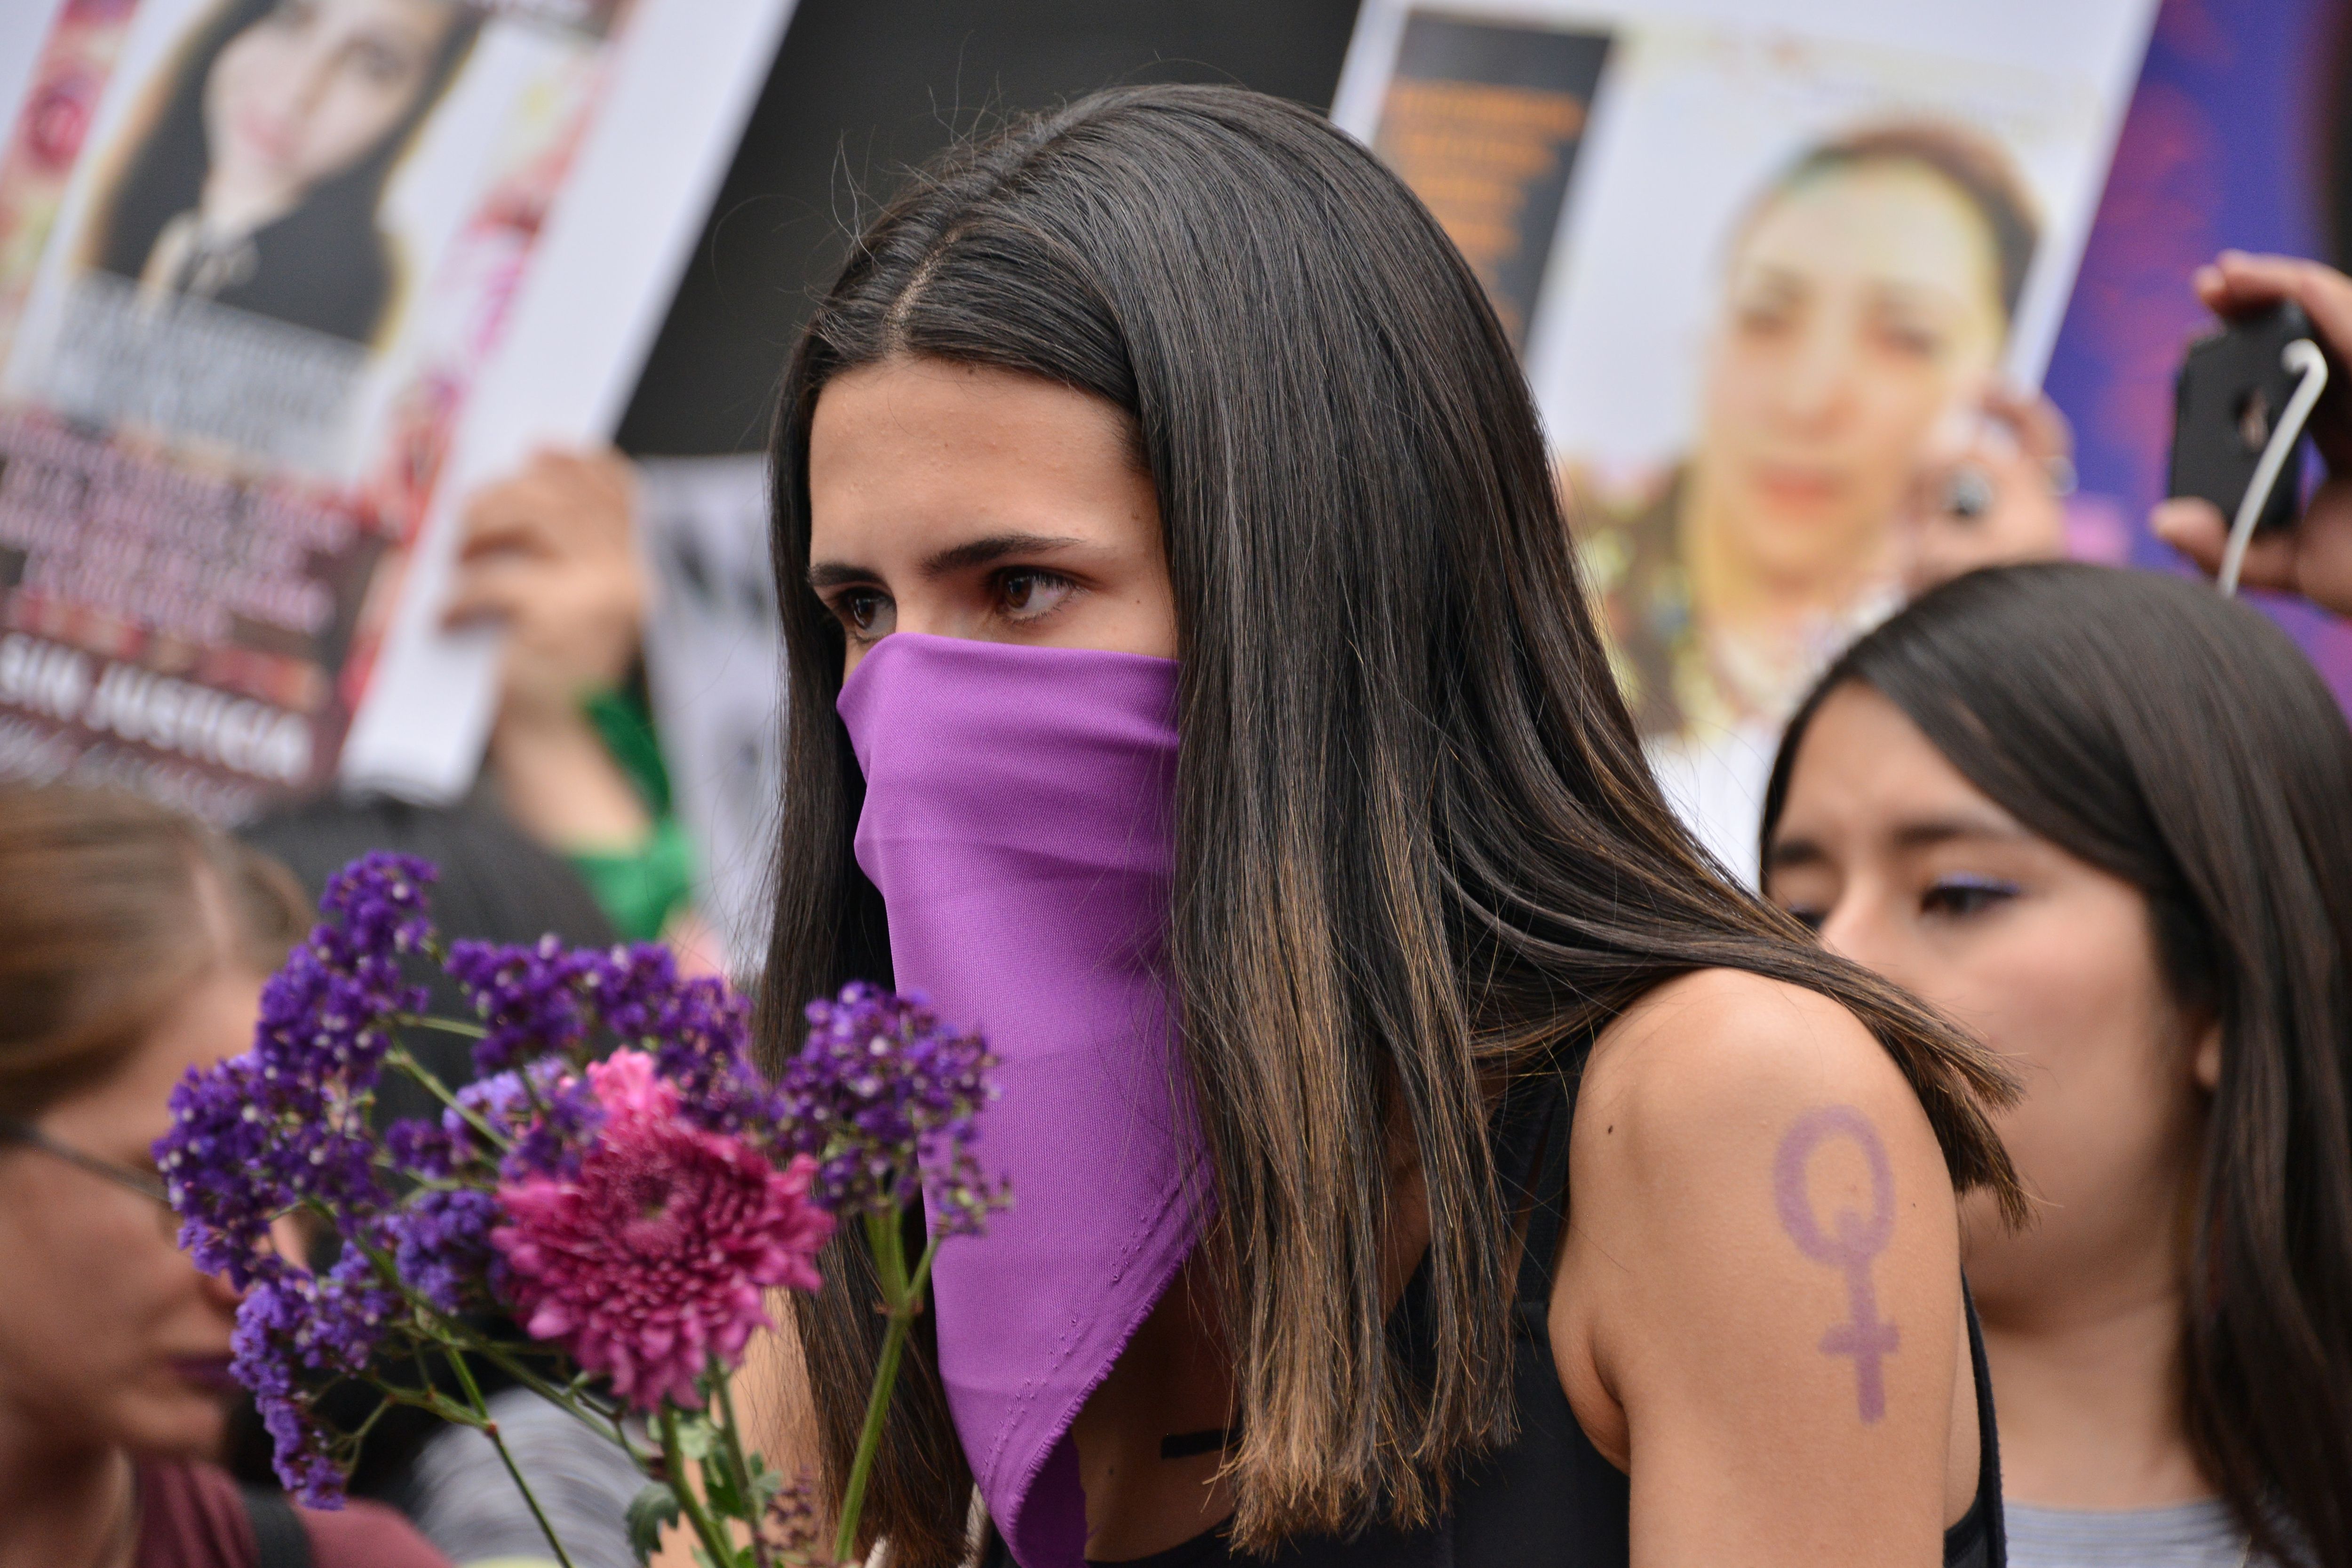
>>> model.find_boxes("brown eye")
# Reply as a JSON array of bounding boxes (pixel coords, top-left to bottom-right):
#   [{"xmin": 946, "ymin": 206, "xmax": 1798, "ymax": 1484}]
[
  {"xmin": 997, "ymin": 569, "xmax": 1073, "ymax": 621},
  {"xmin": 1919, "ymin": 876, "xmax": 2018, "ymax": 920},
  {"xmin": 836, "ymin": 590, "xmax": 885, "ymax": 633}
]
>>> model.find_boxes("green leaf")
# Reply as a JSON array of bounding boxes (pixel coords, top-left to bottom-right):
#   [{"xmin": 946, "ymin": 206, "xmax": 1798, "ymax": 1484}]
[
  {"xmin": 702, "ymin": 1457, "xmax": 746, "ymax": 1519},
  {"xmin": 625, "ymin": 1481, "xmax": 681, "ymax": 1565},
  {"xmin": 672, "ymin": 1413, "xmax": 719, "ymax": 1462}
]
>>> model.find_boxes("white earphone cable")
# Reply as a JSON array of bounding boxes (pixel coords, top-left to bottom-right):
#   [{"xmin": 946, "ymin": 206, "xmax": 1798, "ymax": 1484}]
[{"xmin": 2219, "ymin": 337, "xmax": 2328, "ymax": 596}]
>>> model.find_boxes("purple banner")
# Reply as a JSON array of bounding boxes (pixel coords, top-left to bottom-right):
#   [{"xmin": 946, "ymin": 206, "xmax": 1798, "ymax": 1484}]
[{"xmin": 2043, "ymin": 0, "xmax": 2352, "ymax": 704}]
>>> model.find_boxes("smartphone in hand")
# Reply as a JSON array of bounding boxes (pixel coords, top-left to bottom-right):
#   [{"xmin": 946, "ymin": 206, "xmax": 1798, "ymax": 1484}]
[{"xmin": 2169, "ymin": 300, "xmax": 2318, "ymax": 533}]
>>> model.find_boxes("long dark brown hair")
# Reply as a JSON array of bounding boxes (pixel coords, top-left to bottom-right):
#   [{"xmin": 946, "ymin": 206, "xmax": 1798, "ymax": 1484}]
[
  {"xmin": 1763, "ymin": 563, "xmax": 2352, "ymax": 1568},
  {"xmin": 760, "ymin": 85, "xmax": 2022, "ymax": 1564}
]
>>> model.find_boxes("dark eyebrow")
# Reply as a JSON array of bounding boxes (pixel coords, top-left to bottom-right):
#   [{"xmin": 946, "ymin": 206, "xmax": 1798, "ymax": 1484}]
[
  {"xmin": 920, "ymin": 532, "xmax": 1087, "ymax": 577},
  {"xmin": 1764, "ymin": 815, "xmax": 2030, "ymax": 874},
  {"xmin": 807, "ymin": 533, "xmax": 1089, "ymax": 593},
  {"xmin": 1889, "ymin": 816, "xmax": 2029, "ymax": 852},
  {"xmin": 808, "ymin": 561, "xmax": 878, "ymax": 590}
]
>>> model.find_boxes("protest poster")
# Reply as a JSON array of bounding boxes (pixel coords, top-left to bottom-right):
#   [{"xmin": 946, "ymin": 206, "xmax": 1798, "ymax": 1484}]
[
  {"xmin": 0, "ymin": 0, "xmax": 794, "ymax": 821},
  {"xmin": 1334, "ymin": 0, "xmax": 2158, "ymax": 876}
]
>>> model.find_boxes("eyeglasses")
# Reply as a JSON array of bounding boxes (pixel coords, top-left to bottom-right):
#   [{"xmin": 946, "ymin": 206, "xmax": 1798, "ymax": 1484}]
[{"xmin": 0, "ymin": 1116, "xmax": 176, "ymax": 1211}]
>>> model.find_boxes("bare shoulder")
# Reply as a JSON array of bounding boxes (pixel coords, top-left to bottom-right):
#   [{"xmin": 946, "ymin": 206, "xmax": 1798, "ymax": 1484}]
[
  {"xmin": 1575, "ymin": 966, "xmax": 1927, "ymax": 1147},
  {"xmin": 1550, "ymin": 967, "xmax": 1966, "ymax": 1554}
]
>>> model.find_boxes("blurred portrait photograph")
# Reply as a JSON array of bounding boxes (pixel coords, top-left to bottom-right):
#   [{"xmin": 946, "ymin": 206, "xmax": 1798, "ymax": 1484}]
[
  {"xmin": 0, "ymin": 0, "xmax": 616, "ymax": 479},
  {"xmin": 1343, "ymin": 0, "xmax": 2151, "ymax": 871}
]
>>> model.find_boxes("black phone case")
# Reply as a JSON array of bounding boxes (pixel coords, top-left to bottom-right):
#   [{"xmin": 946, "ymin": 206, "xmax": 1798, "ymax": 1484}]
[{"xmin": 2168, "ymin": 300, "xmax": 2315, "ymax": 533}]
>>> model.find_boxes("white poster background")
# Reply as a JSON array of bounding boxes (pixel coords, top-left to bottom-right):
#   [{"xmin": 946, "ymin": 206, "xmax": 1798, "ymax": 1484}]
[{"xmin": 634, "ymin": 454, "xmax": 782, "ymax": 979}]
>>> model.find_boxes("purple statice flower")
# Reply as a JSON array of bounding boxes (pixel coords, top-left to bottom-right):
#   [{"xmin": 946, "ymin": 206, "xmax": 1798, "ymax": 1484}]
[
  {"xmin": 158, "ymin": 853, "xmax": 448, "ymax": 1505},
  {"xmin": 158, "ymin": 1056, "xmax": 284, "ymax": 1286},
  {"xmin": 445, "ymin": 935, "xmax": 597, "ymax": 1075},
  {"xmin": 583, "ymin": 945, "xmax": 774, "ymax": 1135},
  {"xmin": 230, "ymin": 1245, "xmax": 401, "ymax": 1507},
  {"xmin": 315, "ymin": 852, "xmax": 437, "ymax": 965},
  {"xmin": 244, "ymin": 858, "xmax": 438, "ymax": 1100},
  {"xmin": 250, "ymin": 853, "xmax": 438, "ymax": 1090},
  {"xmin": 451, "ymin": 1058, "xmax": 604, "ymax": 1181},
  {"xmin": 383, "ymin": 1117, "xmax": 461, "ymax": 1181},
  {"xmin": 781, "ymin": 984, "xmax": 1007, "ymax": 1237},
  {"xmin": 389, "ymin": 1187, "xmax": 503, "ymax": 1313}
]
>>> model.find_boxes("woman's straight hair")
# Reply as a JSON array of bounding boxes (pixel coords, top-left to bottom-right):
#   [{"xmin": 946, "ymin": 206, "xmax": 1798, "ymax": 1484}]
[
  {"xmin": 1763, "ymin": 562, "xmax": 2352, "ymax": 1568},
  {"xmin": 0, "ymin": 782, "xmax": 307, "ymax": 1119},
  {"xmin": 760, "ymin": 84, "xmax": 2022, "ymax": 1565}
]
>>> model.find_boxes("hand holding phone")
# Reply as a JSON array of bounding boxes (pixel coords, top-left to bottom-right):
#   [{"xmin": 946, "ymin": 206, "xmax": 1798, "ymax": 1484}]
[
  {"xmin": 2153, "ymin": 252, "xmax": 2352, "ymax": 618},
  {"xmin": 2169, "ymin": 300, "xmax": 2319, "ymax": 541}
]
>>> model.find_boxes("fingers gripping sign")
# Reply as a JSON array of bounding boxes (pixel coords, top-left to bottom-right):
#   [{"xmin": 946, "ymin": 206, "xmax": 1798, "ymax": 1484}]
[{"xmin": 1774, "ymin": 1105, "xmax": 1899, "ymax": 1424}]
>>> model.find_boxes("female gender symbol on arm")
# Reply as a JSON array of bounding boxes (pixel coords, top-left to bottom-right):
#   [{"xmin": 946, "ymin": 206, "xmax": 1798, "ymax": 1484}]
[{"xmin": 1773, "ymin": 1105, "xmax": 1899, "ymax": 1423}]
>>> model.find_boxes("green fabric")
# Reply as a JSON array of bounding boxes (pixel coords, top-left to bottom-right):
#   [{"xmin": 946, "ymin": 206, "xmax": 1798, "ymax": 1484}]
[
  {"xmin": 568, "ymin": 686, "xmax": 696, "ymax": 942},
  {"xmin": 569, "ymin": 812, "xmax": 697, "ymax": 945},
  {"xmin": 581, "ymin": 686, "xmax": 674, "ymax": 816}
]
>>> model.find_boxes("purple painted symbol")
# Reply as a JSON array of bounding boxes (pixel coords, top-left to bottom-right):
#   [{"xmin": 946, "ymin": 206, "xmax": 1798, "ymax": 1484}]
[{"xmin": 1773, "ymin": 1105, "xmax": 1899, "ymax": 1423}]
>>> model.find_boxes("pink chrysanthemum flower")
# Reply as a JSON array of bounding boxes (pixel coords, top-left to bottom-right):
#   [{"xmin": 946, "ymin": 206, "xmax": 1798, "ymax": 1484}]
[{"xmin": 492, "ymin": 1051, "xmax": 833, "ymax": 1410}]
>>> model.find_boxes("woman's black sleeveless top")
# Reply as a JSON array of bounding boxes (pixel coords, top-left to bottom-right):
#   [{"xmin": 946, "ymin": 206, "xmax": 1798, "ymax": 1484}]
[{"xmin": 984, "ymin": 1071, "xmax": 2004, "ymax": 1568}]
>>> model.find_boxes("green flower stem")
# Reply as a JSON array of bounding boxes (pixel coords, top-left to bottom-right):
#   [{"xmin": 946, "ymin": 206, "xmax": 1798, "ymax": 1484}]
[
  {"xmin": 709, "ymin": 1354, "xmax": 769, "ymax": 1567},
  {"xmin": 383, "ymin": 1046, "xmax": 509, "ymax": 1150},
  {"xmin": 446, "ymin": 1348, "xmax": 581, "ymax": 1568},
  {"xmin": 399, "ymin": 1015, "xmax": 491, "ymax": 1039},
  {"xmin": 661, "ymin": 1406, "xmax": 743, "ymax": 1568},
  {"xmin": 832, "ymin": 1218, "xmax": 944, "ymax": 1565},
  {"xmin": 347, "ymin": 1238, "xmax": 647, "ymax": 1472},
  {"xmin": 437, "ymin": 1328, "xmax": 652, "ymax": 1471}
]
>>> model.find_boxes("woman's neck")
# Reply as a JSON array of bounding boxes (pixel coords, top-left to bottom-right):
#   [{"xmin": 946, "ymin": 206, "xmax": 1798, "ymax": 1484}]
[
  {"xmin": 1978, "ymin": 1266, "xmax": 2212, "ymax": 1509},
  {"xmin": 0, "ymin": 1429, "xmax": 135, "ymax": 1568},
  {"xmin": 197, "ymin": 168, "xmax": 297, "ymax": 246}
]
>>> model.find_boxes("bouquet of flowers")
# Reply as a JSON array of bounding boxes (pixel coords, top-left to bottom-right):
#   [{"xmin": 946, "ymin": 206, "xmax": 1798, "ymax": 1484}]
[{"xmin": 157, "ymin": 853, "xmax": 1007, "ymax": 1567}]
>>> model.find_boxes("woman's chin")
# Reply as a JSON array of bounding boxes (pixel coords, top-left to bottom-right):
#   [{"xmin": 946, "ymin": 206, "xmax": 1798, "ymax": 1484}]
[
  {"xmin": 1720, "ymin": 499, "xmax": 1889, "ymax": 589},
  {"xmin": 117, "ymin": 1386, "xmax": 234, "ymax": 1465}
]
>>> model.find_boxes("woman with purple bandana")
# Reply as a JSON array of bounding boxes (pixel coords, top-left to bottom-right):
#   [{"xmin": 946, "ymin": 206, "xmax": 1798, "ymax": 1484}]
[{"xmin": 751, "ymin": 87, "xmax": 2022, "ymax": 1568}]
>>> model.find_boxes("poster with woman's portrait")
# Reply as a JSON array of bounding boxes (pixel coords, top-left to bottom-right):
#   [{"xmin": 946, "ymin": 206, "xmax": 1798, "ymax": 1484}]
[
  {"xmin": 1333, "ymin": 0, "xmax": 2158, "ymax": 876},
  {"xmin": 0, "ymin": 0, "xmax": 792, "ymax": 820}
]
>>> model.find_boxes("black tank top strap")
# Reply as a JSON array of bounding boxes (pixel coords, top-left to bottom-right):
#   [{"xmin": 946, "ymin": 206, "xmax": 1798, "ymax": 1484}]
[{"xmin": 1948, "ymin": 1281, "xmax": 2007, "ymax": 1568}]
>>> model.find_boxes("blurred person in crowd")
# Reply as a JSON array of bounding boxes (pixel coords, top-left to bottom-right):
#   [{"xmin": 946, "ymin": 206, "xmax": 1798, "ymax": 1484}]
[
  {"xmin": 0, "ymin": 783, "xmax": 450, "ymax": 1568},
  {"xmin": 2155, "ymin": 250, "xmax": 2352, "ymax": 622},
  {"xmin": 444, "ymin": 446, "xmax": 717, "ymax": 959},
  {"xmin": 87, "ymin": 0, "xmax": 481, "ymax": 344},
  {"xmin": 1762, "ymin": 564, "xmax": 2352, "ymax": 1568},
  {"xmin": 756, "ymin": 85, "xmax": 2021, "ymax": 1568},
  {"xmin": 1580, "ymin": 121, "xmax": 2052, "ymax": 869},
  {"xmin": 238, "ymin": 794, "xmax": 645, "ymax": 1568}
]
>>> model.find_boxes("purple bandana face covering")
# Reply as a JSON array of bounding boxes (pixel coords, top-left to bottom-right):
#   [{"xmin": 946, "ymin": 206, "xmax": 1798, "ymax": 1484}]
[{"xmin": 836, "ymin": 632, "xmax": 1200, "ymax": 1568}]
